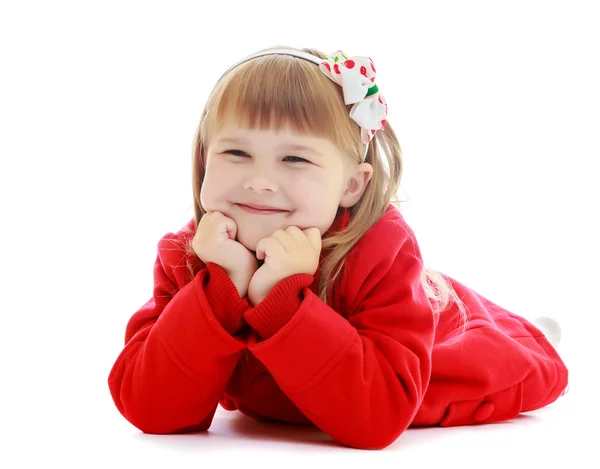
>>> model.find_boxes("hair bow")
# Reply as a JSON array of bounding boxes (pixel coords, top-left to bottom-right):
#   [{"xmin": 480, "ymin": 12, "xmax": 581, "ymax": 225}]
[{"xmin": 319, "ymin": 50, "xmax": 388, "ymax": 145}]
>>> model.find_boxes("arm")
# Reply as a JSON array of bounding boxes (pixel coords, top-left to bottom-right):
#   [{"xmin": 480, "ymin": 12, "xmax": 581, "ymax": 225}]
[
  {"xmin": 107, "ymin": 235, "xmax": 250, "ymax": 434},
  {"xmin": 243, "ymin": 221, "xmax": 435, "ymax": 450}
]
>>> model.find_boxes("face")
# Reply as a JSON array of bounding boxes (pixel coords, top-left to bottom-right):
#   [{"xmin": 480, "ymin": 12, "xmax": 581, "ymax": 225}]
[{"xmin": 201, "ymin": 121, "xmax": 363, "ymax": 251}]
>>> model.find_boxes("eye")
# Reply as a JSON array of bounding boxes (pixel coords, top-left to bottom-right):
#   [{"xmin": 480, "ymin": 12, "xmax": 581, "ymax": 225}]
[
  {"xmin": 283, "ymin": 156, "xmax": 310, "ymax": 163},
  {"xmin": 225, "ymin": 150, "xmax": 249, "ymax": 157},
  {"xmin": 225, "ymin": 150, "xmax": 310, "ymax": 164}
]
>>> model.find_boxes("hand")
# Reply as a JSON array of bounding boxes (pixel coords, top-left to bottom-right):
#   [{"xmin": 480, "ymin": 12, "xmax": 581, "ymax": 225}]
[
  {"xmin": 248, "ymin": 226, "xmax": 322, "ymax": 306},
  {"xmin": 192, "ymin": 211, "xmax": 258, "ymax": 297}
]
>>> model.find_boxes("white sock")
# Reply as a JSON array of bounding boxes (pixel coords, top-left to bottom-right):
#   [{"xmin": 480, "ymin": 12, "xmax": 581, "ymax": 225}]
[{"xmin": 533, "ymin": 316, "xmax": 562, "ymax": 349}]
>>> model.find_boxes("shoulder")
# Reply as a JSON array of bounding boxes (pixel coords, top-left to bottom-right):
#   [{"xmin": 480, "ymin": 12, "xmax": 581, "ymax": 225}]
[
  {"xmin": 157, "ymin": 217, "xmax": 197, "ymax": 250},
  {"xmin": 335, "ymin": 204, "xmax": 426, "ymax": 314},
  {"xmin": 343, "ymin": 204, "xmax": 424, "ymax": 283},
  {"xmin": 354, "ymin": 204, "xmax": 420, "ymax": 259},
  {"xmin": 156, "ymin": 217, "xmax": 202, "ymax": 288}
]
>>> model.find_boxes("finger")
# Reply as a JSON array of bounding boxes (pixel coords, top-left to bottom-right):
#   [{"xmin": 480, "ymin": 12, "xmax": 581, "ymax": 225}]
[
  {"xmin": 225, "ymin": 219, "xmax": 237, "ymax": 240},
  {"xmin": 271, "ymin": 229, "xmax": 296, "ymax": 254},
  {"xmin": 303, "ymin": 227, "xmax": 322, "ymax": 252},
  {"xmin": 282, "ymin": 225, "xmax": 316, "ymax": 253},
  {"xmin": 284, "ymin": 225, "xmax": 315, "ymax": 253},
  {"xmin": 214, "ymin": 213, "xmax": 236, "ymax": 240},
  {"xmin": 255, "ymin": 237, "xmax": 266, "ymax": 260},
  {"xmin": 258, "ymin": 236, "xmax": 286, "ymax": 260},
  {"xmin": 284, "ymin": 225, "xmax": 306, "ymax": 245}
]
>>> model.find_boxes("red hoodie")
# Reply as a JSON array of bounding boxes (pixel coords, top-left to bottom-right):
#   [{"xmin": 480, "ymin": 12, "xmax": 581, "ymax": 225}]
[{"xmin": 108, "ymin": 204, "xmax": 568, "ymax": 450}]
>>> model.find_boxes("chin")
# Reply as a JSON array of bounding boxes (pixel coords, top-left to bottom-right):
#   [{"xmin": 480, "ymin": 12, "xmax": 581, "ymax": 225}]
[{"xmin": 235, "ymin": 232, "xmax": 259, "ymax": 252}]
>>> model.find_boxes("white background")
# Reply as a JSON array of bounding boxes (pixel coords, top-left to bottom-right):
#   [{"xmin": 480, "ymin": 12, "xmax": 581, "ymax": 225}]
[{"xmin": 1, "ymin": 0, "xmax": 598, "ymax": 467}]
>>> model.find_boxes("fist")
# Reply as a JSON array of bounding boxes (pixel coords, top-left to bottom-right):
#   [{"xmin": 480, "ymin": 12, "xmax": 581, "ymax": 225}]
[
  {"xmin": 248, "ymin": 226, "xmax": 322, "ymax": 306},
  {"xmin": 192, "ymin": 211, "xmax": 258, "ymax": 297}
]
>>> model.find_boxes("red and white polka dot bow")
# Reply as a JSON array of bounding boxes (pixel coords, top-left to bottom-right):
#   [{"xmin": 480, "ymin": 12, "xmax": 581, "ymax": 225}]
[{"xmin": 319, "ymin": 50, "xmax": 388, "ymax": 144}]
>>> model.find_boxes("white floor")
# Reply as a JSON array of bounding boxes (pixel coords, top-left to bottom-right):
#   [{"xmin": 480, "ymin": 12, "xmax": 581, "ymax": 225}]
[{"xmin": 4, "ymin": 329, "xmax": 596, "ymax": 469}]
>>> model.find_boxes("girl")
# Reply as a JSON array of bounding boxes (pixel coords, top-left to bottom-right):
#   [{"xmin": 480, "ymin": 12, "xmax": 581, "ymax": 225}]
[{"xmin": 107, "ymin": 46, "xmax": 568, "ymax": 450}]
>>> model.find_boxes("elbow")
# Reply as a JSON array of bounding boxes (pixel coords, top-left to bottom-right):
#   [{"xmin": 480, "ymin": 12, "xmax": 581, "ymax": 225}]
[
  {"xmin": 324, "ymin": 377, "xmax": 425, "ymax": 449},
  {"xmin": 108, "ymin": 369, "xmax": 216, "ymax": 435},
  {"xmin": 118, "ymin": 402, "xmax": 211, "ymax": 435},
  {"xmin": 136, "ymin": 420, "xmax": 211, "ymax": 436},
  {"xmin": 108, "ymin": 383, "xmax": 179, "ymax": 435},
  {"xmin": 334, "ymin": 407, "xmax": 415, "ymax": 450},
  {"xmin": 109, "ymin": 383, "xmax": 213, "ymax": 435},
  {"xmin": 338, "ymin": 421, "xmax": 408, "ymax": 450},
  {"xmin": 112, "ymin": 395, "xmax": 172, "ymax": 435},
  {"xmin": 124, "ymin": 409, "xmax": 177, "ymax": 435}
]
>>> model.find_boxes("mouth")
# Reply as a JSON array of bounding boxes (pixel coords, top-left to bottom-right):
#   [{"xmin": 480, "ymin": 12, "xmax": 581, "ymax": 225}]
[{"xmin": 236, "ymin": 203, "xmax": 290, "ymax": 215}]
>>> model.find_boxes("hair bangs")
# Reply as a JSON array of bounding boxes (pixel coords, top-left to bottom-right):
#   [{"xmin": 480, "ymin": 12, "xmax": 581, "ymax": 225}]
[{"xmin": 201, "ymin": 54, "xmax": 359, "ymax": 155}]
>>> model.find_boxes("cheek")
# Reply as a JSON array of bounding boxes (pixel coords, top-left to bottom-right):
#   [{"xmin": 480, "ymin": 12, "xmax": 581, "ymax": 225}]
[
  {"xmin": 296, "ymin": 173, "xmax": 343, "ymax": 209},
  {"xmin": 290, "ymin": 173, "xmax": 343, "ymax": 232},
  {"xmin": 200, "ymin": 161, "xmax": 234, "ymax": 206}
]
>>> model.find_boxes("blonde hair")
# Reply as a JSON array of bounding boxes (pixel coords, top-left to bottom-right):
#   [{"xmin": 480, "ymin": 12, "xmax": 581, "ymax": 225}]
[{"xmin": 180, "ymin": 45, "xmax": 468, "ymax": 332}]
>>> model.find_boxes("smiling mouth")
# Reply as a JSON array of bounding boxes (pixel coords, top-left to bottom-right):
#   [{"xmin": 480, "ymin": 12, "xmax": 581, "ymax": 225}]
[{"xmin": 236, "ymin": 204, "xmax": 289, "ymax": 215}]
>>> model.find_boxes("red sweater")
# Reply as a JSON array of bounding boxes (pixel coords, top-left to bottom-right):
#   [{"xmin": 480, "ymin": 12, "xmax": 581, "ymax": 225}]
[{"xmin": 108, "ymin": 205, "xmax": 568, "ymax": 450}]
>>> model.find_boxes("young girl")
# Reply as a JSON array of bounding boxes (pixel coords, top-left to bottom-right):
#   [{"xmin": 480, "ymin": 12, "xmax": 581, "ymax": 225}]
[{"xmin": 107, "ymin": 46, "xmax": 568, "ymax": 450}]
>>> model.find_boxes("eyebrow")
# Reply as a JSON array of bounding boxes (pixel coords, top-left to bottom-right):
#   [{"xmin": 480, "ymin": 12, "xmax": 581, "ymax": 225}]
[{"xmin": 215, "ymin": 137, "xmax": 323, "ymax": 157}]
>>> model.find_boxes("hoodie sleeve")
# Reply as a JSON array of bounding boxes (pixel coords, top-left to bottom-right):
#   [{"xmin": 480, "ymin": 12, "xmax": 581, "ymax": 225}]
[
  {"xmin": 243, "ymin": 219, "xmax": 435, "ymax": 450},
  {"xmin": 107, "ymin": 233, "xmax": 250, "ymax": 434}
]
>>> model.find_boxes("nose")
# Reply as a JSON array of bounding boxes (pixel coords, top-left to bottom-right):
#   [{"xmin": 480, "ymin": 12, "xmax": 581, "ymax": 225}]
[{"xmin": 243, "ymin": 175, "xmax": 278, "ymax": 193}]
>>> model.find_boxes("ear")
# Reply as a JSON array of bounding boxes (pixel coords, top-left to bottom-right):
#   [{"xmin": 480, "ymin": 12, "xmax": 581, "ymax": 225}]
[{"xmin": 339, "ymin": 162, "xmax": 373, "ymax": 208}]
